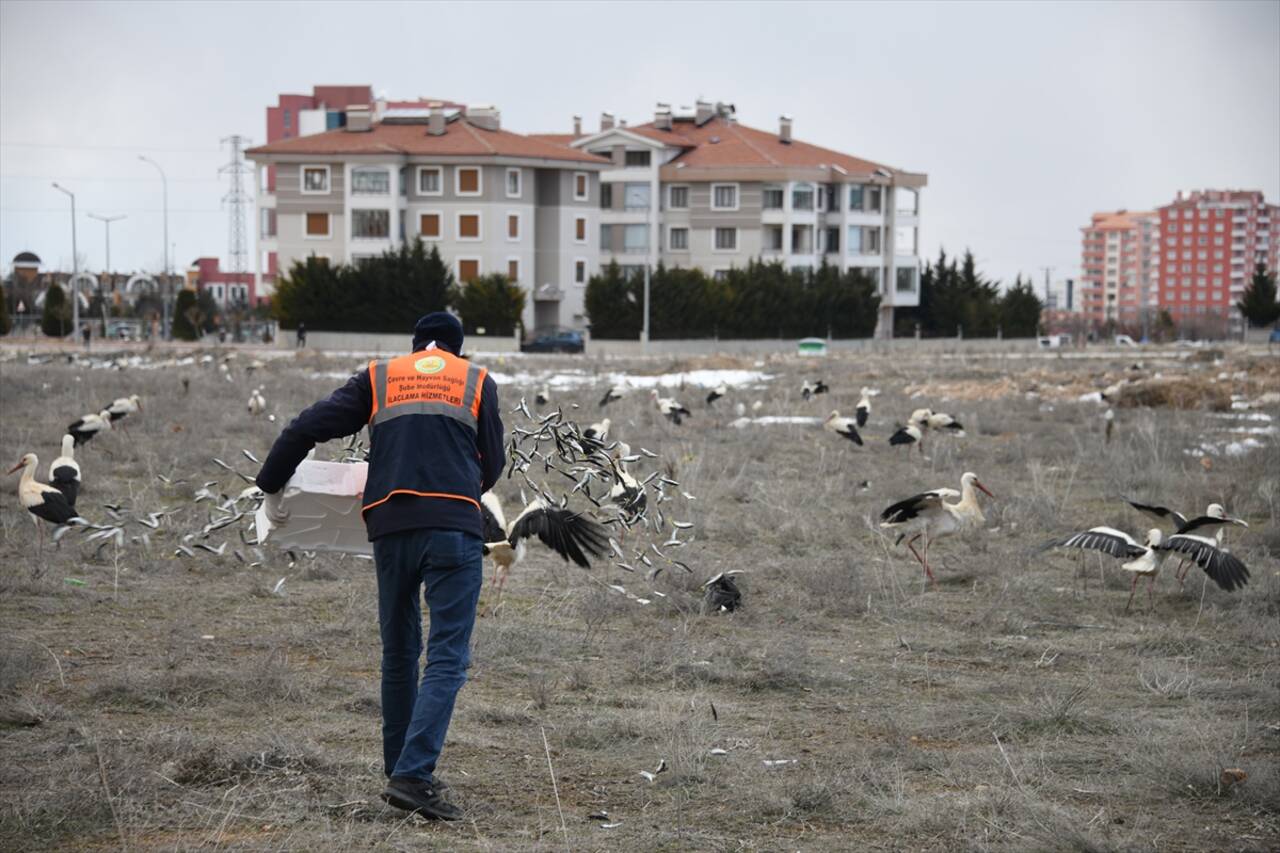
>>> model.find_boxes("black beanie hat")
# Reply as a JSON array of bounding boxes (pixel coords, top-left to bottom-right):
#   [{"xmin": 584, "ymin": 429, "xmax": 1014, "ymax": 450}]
[{"xmin": 412, "ymin": 312, "xmax": 464, "ymax": 355}]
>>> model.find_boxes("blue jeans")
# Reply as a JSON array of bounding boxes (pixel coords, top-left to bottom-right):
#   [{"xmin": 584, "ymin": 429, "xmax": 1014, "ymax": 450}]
[{"xmin": 373, "ymin": 528, "xmax": 483, "ymax": 782}]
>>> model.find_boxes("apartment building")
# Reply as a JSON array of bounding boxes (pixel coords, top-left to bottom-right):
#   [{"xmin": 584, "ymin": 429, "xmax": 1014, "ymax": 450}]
[
  {"xmin": 187, "ymin": 257, "xmax": 257, "ymax": 308},
  {"xmin": 1155, "ymin": 190, "xmax": 1277, "ymax": 330},
  {"xmin": 246, "ymin": 103, "xmax": 608, "ymax": 331},
  {"xmin": 533, "ymin": 100, "xmax": 928, "ymax": 337},
  {"xmin": 1079, "ymin": 210, "xmax": 1160, "ymax": 326}
]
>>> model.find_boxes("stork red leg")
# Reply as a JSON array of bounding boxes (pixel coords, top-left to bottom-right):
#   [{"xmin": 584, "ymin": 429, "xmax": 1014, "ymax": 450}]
[
  {"xmin": 1147, "ymin": 575, "xmax": 1156, "ymax": 611},
  {"xmin": 1125, "ymin": 574, "xmax": 1139, "ymax": 613}
]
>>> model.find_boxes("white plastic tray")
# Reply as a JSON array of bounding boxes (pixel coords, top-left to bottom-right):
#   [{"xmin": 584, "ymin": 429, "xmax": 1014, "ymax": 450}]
[{"xmin": 255, "ymin": 460, "xmax": 373, "ymax": 555}]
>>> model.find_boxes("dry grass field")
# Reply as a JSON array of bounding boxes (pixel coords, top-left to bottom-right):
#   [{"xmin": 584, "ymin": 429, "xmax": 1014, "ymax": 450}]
[{"xmin": 1, "ymin": 342, "xmax": 1278, "ymax": 852}]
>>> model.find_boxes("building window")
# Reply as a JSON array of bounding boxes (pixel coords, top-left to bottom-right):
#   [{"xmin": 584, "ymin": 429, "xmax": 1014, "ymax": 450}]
[
  {"xmin": 458, "ymin": 259, "xmax": 480, "ymax": 282},
  {"xmin": 351, "ymin": 166, "xmax": 390, "ymax": 195},
  {"xmin": 305, "ymin": 212, "xmax": 330, "ymax": 238},
  {"xmin": 714, "ymin": 227, "xmax": 738, "ymax": 251},
  {"xmin": 624, "ymin": 183, "xmax": 651, "ymax": 210},
  {"xmin": 574, "ymin": 216, "xmax": 587, "ymax": 243},
  {"xmin": 849, "ymin": 184, "xmax": 864, "ymax": 210},
  {"xmin": 711, "ymin": 183, "xmax": 739, "ymax": 211},
  {"xmin": 456, "ymin": 167, "xmax": 482, "ymax": 196},
  {"xmin": 864, "ymin": 227, "xmax": 881, "ymax": 254},
  {"xmin": 825, "ymin": 226, "xmax": 839, "ymax": 254},
  {"xmin": 600, "ymin": 223, "xmax": 613, "ymax": 250},
  {"xmin": 764, "ymin": 225, "xmax": 784, "ymax": 251},
  {"xmin": 792, "ymin": 184, "xmax": 815, "ymax": 211},
  {"xmin": 574, "ymin": 172, "xmax": 589, "ymax": 201},
  {"xmin": 420, "ymin": 213, "xmax": 441, "ymax": 238},
  {"xmin": 1214, "ymin": 222, "xmax": 1224, "ymax": 232},
  {"xmin": 895, "ymin": 226, "xmax": 917, "ymax": 254},
  {"xmin": 259, "ymin": 208, "xmax": 276, "ymax": 238},
  {"xmin": 418, "ymin": 167, "xmax": 442, "ymax": 195},
  {"xmin": 824, "ymin": 184, "xmax": 840, "ymax": 211},
  {"xmin": 506, "ymin": 168, "xmax": 521, "ymax": 198},
  {"xmin": 713, "ymin": 269, "xmax": 730, "ymax": 282},
  {"xmin": 507, "ymin": 213, "xmax": 520, "ymax": 240},
  {"xmin": 623, "ymin": 224, "xmax": 648, "ymax": 253},
  {"xmin": 575, "ymin": 259, "xmax": 587, "ymax": 284},
  {"xmin": 896, "ymin": 267, "xmax": 917, "ymax": 293},
  {"xmin": 352, "ymin": 209, "xmax": 389, "ymax": 239},
  {"xmin": 508, "ymin": 259, "xmax": 519, "ymax": 281},
  {"xmin": 302, "ymin": 165, "xmax": 330, "ymax": 194},
  {"xmin": 763, "ymin": 186, "xmax": 784, "ymax": 210},
  {"xmin": 866, "ymin": 186, "xmax": 883, "ymax": 212},
  {"xmin": 669, "ymin": 226, "xmax": 689, "ymax": 250},
  {"xmin": 790, "ymin": 224, "xmax": 812, "ymax": 254},
  {"xmin": 601, "ymin": 183, "xmax": 613, "ymax": 209},
  {"xmin": 624, "ymin": 150, "xmax": 651, "ymax": 167},
  {"xmin": 847, "ymin": 225, "xmax": 862, "ymax": 254},
  {"xmin": 458, "ymin": 213, "xmax": 481, "ymax": 240},
  {"xmin": 283, "ymin": 109, "xmax": 292, "ymax": 130},
  {"xmin": 668, "ymin": 185, "xmax": 689, "ymax": 209}
]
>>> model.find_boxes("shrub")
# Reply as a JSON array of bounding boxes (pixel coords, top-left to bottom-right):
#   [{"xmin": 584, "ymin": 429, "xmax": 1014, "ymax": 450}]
[
  {"xmin": 171, "ymin": 289, "xmax": 201, "ymax": 341},
  {"xmin": 40, "ymin": 283, "xmax": 71, "ymax": 338},
  {"xmin": 452, "ymin": 273, "xmax": 526, "ymax": 336}
]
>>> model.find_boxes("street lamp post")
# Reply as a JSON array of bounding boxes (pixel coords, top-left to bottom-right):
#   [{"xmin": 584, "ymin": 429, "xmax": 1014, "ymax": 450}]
[
  {"xmin": 138, "ymin": 156, "xmax": 170, "ymax": 339},
  {"xmin": 50, "ymin": 182, "xmax": 80, "ymax": 342},
  {"xmin": 87, "ymin": 213, "xmax": 126, "ymax": 275}
]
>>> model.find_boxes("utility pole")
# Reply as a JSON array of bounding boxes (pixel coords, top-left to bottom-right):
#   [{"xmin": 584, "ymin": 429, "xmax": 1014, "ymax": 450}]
[
  {"xmin": 138, "ymin": 156, "xmax": 170, "ymax": 338},
  {"xmin": 1040, "ymin": 266, "xmax": 1054, "ymax": 308},
  {"xmin": 220, "ymin": 135, "xmax": 252, "ymax": 312},
  {"xmin": 87, "ymin": 213, "xmax": 126, "ymax": 279},
  {"xmin": 51, "ymin": 183, "xmax": 80, "ymax": 341}
]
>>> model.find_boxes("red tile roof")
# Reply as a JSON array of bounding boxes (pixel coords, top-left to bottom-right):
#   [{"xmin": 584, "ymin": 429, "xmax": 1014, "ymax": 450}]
[
  {"xmin": 625, "ymin": 117, "xmax": 896, "ymax": 174},
  {"xmin": 246, "ymin": 121, "xmax": 608, "ymax": 164}
]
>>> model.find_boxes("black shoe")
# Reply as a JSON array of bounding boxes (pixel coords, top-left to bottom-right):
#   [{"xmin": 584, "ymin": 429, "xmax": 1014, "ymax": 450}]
[{"xmin": 382, "ymin": 776, "xmax": 463, "ymax": 821}]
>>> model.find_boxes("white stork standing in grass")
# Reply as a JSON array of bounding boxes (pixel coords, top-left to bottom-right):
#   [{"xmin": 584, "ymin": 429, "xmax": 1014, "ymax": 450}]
[
  {"xmin": 1040, "ymin": 526, "xmax": 1250, "ymax": 612},
  {"xmin": 855, "ymin": 389, "xmax": 872, "ymax": 428},
  {"xmin": 888, "ymin": 420, "xmax": 925, "ymax": 453},
  {"xmin": 823, "ymin": 411, "xmax": 863, "ymax": 446},
  {"xmin": 67, "ymin": 409, "xmax": 113, "ymax": 447},
  {"xmin": 650, "ymin": 389, "xmax": 691, "ymax": 425},
  {"xmin": 535, "ymin": 384, "xmax": 551, "ymax": 407},
  {"xmin": 598, "ymin": 385, "xmax": 625, "ymax": 408},
  {"xmin": 801, "ymin": 379, "xmax": 829, "ymax": 401},
  {"xmin": 1124, "ymin": 498, "xmax": 1249, "ymax": 587},
  {"xmin": 925, "ymin": 411, "xmax": 965, "ymax": 436},
  {"xmin": 247, "ymin": 387, "xmax": 267, "ymax": 416},
  {"xmin": 480, "ymin": 491, "xmax": 610, "ymax": 614},
  {"xmin": 706, "ymin": 382, "xmax": 728, "ymax": 406},
  {"xmin": 104, "ymin": 394, "xmax": 142, "ymax": 434},
  {"xmin": 48, "ymin": 435, "xmax": 81, "ymax": 507},
  {"xmin": 8, "ymin": 453, "xmax": 85, "ymax": 554},
  {"xmin": 879, "ymin": 472, "xmax": 995, "ymax": 583}
]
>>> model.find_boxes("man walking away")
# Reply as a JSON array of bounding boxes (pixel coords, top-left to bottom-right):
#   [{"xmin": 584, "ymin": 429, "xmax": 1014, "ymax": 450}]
[
  {"xmin": 296, "ymin": 320, "xmax": 307, "ymax": 348},
  {"xmin": 255, "ymin": 312, "xmax": 504, "ymax": 820}
]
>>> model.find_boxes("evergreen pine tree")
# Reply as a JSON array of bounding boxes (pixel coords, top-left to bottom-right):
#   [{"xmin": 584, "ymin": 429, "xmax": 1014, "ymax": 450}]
[
  {"xmin": 1236, "ymin": 261, "xmax": 1279, "ymax": 327},
  {"xmin": 40, "ymin": 282, "xmax": 71, "ymax": 337},
  {"xmin": 999, "ymin": 275, "xmax": 1043, "ymax": 337},
  {"xmin": 171, "ymin": 289, "xmax": 201, "ymax": 340},
  {"xmin": 0, "ymin": 284, "xmax": 11, "ymax": 336},
  {"xmin": 452, "ymin": 273, "xmax": 526, "ymax": 336}
]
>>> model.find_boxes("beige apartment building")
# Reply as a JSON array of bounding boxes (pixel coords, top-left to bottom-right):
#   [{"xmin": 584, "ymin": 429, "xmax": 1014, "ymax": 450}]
[
  {"xmin": 247, "ymin": 103, "xmax": 608, "ymax": 331},
  {"xmin": 534, "ymin": 100, "xmax": 928, "ymax": 337}
]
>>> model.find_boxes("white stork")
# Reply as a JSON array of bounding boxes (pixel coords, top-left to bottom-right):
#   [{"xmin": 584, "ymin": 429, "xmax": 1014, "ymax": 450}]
[
  {"xmin": 822, "ymin": 410, "xmax": 863, "ymax": 445},
  {"xmin": 598, "ymin": 385, "xmax": 625, "ymax": 408},
  {"xmin": 801, "ymin": 379, "xmax": 829, "ymax": 401},
  {"xmin": 535, "ymin": 384, "xmax": 551, "ymax": 407},
  {"xmin": 67, "ymin": 409, "xmax": 113, "ymax": 447},
  {"xmin": 879, "ymin": 472, "xmax": 994, "ymax": 582},
  {"xmin": 480, "ymin": 491, "xmax": 610, "ymax": 613},
  {"xmin": 1041, "ymin": 526, "xmax": 1249, "ymax": 611},
  {"xmin": 105, "ymin": 395, "xmax": 142, "ymax": 433},
  {"xmin": 650, "ymin": 389, "xmax": 691, "ymax": 425},
  {"xmin": 608, "ymin": 442, "xmax": 647, "ymax": 522},
  {"xmin": 247, "ymin": 387, "xmax": 267, "ymax": 416},
  {"xmin": 1125, "ymin": 498, "xmax": 1249, "ymax": 587},
  {"xmin": 888, "ymin": 421, "xmax": 924, "ymax": 453},
  {"xmin": 706, "ymin": 382, "xmax": 728, "ymax": 406},
  {"xmin": 925, "ymin": 411, "xmax": 965, "ymax": 436},
  {"xmin": 855, "ymin": 389, "xmax": 872, "ymax": 428},
  {"xmin": 48, "ymin": 434, "xmax": 81, "ymax": 507},
  {"xmin": 8, "ymin": 453, "xmax": 84, "ymax": 553}
]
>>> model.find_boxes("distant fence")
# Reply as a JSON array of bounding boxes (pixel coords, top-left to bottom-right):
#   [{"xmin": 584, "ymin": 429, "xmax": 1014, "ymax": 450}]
[{"xmin": 278, "ymin": 330, "xmax": 520, "ymax": 354}]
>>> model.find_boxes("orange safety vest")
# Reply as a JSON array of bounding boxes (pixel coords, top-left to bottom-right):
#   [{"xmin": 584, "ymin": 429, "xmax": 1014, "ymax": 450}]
[{"xmin": 361, "ymin": 349, "xmax": 488, "ymax": 514}]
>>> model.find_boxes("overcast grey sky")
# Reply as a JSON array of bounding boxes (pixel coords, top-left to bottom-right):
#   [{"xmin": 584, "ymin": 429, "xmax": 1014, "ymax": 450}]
[{"xmin": 2, "ymin": 0, "xmax": 1277, "ymax": 288}]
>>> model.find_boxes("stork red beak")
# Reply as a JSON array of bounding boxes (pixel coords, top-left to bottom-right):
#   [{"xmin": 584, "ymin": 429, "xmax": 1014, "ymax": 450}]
[
  {"xmin": 6, "ymin": 461, "xmax": 23, "ymax": 475},
  {"xmin": 975, "ymin": 480, "xmax": 995, "ymax": 499}
]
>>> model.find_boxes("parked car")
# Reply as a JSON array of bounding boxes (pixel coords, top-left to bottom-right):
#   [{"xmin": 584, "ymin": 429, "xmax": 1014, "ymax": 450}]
[
  {"xmin": 1113, "ymin": 334, "xmax": 1137, "ymax": 347},
  {"xmin": 1037, "ymin": 334, "xmax": 1072, "ymax": 349},
  {"xmin": 521, "ymin": 326, "xmax": 585, "ymax": 354}
]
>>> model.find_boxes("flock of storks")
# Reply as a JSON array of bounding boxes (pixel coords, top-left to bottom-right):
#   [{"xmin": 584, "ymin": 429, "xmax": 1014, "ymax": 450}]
[{"xmin": 6, "ymin": 363, "xmax": 1256, "ymax": 613}]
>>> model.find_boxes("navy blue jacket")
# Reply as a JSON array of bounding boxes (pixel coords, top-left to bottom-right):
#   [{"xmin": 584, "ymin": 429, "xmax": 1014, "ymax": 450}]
[{"xmin": 256, "ymin": 358, "xmax": 504, "ymax": 540}]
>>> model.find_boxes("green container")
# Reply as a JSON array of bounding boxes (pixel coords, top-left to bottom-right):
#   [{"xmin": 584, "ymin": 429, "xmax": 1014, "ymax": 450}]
[{"xmin": 797, "ymin": 337, "xmax": 827, "ymax": 357}]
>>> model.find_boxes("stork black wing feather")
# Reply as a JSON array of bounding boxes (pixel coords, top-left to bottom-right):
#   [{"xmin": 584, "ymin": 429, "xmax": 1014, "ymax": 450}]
[
  {"xmin": 480, "ymin": 501, "xmax": 506, "ymax": 544},
  {"xmin": 888, "ymin": 427, "xmax": 916, "ymax": 446},
  {"xmin": 509, "ymin": 506, "xmax": 610, "ymax": 568},
  {"xmin": 880, "ymin": 493, "xmax": 935, "ymax": 524},
  {"xmin": 1123, "ymin": 498, "xmax": 1187, "ymax": 529},
  {"xmin": 1160, "ymin": 534, "xmax": 1250, "ymax": 592},
  {"xmin": 1043, "ymin": 528, "xmax": 1145, "ymax": 560},
  {"xmin": 31, "ymin": 490, "xmax": 77, "ymax": 526},
  {"xmin": 855, "ymin": 407, "xmax": 868, "ymax": 428}
]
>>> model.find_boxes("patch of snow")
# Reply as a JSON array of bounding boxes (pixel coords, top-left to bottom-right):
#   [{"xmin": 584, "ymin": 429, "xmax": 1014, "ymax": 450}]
[
  {"xmin": 1211, "ymin": 412, "xmax": 1272, "ymax": 422},
  {"xmin": 489, "ymin": 367, "xmax": 773, "ymax": 391},
  {"xmin": 1078, "ymin": 391, "xmax": 1104, "ymax": 404},
  {"xmin": 730, "ymin": 416, "xmax": 821, "ymax": 428}
]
